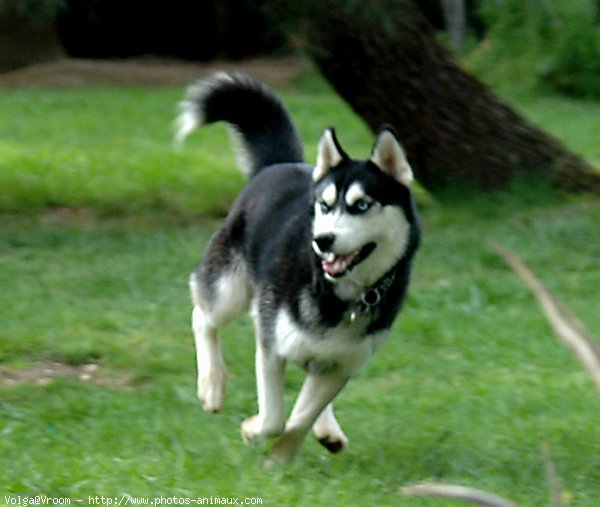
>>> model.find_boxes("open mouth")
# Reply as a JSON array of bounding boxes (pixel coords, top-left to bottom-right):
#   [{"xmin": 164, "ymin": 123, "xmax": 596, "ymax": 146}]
[{"xmin": 321, "ymin": 243, "xmax": 376, "ymax": 278}]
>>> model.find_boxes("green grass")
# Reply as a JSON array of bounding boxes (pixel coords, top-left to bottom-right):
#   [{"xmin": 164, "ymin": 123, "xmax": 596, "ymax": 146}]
[
  {"xmin": 1, "ymin": 69, "xmax": 600, "ymax": 506},
  {"xmin": 0, "ymin": 81, "xmax": 372, "ymax": 217},
  {"xmin": 0, "ymin": 87, "xmax": 243, "ymax": 216}
]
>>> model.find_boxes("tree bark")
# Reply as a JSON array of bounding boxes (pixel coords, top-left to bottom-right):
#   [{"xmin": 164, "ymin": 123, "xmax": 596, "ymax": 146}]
[
  {"xmin": 441, "ymin": 0, "xmax": 466, "ymax": 51},
  {"xmin": 305, "ymin": 0, "xmax": 600, "ymax": 194},
  {"xmin": 0, "ymin": 5, "xmax": 65, "ymax": 72}
]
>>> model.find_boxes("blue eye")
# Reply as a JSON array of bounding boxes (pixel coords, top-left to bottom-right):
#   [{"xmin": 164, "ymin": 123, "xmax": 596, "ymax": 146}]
[{"xmin": 353, "ymin": 199, "xmax": 372, "ymax": 213}]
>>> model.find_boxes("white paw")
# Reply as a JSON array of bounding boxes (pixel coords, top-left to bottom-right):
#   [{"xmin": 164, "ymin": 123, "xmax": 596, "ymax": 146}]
[
  {"xmin": 197, "ymin": 369, "xmax": 226, "ymax": 413},
  {"xmin": 241, "ymin": 415, "xmax": 264, "ymax": 446},
  {"xmin": 241, "ymin": 415, "xmax": 283, "ymax": 446}
]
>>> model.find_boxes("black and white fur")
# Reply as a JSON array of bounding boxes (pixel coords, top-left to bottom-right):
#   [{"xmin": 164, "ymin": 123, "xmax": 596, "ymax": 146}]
[{"xmin": 176, "ymin": 72, "xmax": 420, "ymax": 464}]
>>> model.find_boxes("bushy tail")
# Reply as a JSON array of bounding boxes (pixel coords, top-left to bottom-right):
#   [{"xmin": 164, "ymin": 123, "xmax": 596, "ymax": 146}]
[{"xmin": 175, "ymin": 71, "xmax": 304, "ymax": 177}]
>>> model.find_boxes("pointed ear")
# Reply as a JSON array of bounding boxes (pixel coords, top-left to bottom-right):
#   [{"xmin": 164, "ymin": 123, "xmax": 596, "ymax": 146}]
[
  {"xmin": 370, "ymin": 128, "xmax": 414, "ymax": 186},
  {"xmin": 313, "ymin": 128, "xmax": 346, "ymax": 181}
]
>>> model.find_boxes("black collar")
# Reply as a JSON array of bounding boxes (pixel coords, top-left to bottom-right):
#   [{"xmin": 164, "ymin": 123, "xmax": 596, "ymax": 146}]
[{"xmin": 350, "ymin": 269, "xmax": 397, "ymax": 322}]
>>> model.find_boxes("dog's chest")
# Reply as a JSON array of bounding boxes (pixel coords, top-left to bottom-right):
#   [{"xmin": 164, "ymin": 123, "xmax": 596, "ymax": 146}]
[{"xmin": 274, "ymin": 308, "xmax": 387, "ymax": 375}]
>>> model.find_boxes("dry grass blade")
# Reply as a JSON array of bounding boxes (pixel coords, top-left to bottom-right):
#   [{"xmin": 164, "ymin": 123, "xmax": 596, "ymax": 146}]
[
  {"xmin": 490, "ymin": 240, "xmax": 600, "ymax": 391},
  {"xmin": 402, "ymin": 483, "xmax": 518, "ymax": 507},
  {"xmin": 541, "ymin": 444, "xmax": 567, "ymax": 507}
]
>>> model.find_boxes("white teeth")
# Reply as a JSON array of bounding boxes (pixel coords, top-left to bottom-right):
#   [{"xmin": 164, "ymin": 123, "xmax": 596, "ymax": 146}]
[{"xmin": 325, "ymin": 253, "xmax": 336, "ymax": 262}]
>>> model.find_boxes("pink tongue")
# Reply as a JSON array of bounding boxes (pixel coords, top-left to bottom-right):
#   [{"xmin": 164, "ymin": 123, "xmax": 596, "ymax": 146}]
[{"xmin": 322, "ymin": 251, "xmax": 359, "ymax": 276}]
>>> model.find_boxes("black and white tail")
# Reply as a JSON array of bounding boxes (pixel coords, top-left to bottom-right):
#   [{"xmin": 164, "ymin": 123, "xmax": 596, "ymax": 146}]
[{"xmin": 175, "ymin": 71, "xmax": 304, "ymax": 177}]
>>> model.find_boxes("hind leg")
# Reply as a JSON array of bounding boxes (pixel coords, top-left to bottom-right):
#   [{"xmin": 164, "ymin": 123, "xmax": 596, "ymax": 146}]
[
  {"xmin": 192, "ymin": 305, "xmax": 228, "ymax": 413},
  {"xmin": 190, "ymin": 260, "xmax": 250, "ymax": 413},
  {"xmin": 313, "ymin": 403, "xmax": 349, "ymax": 453}
]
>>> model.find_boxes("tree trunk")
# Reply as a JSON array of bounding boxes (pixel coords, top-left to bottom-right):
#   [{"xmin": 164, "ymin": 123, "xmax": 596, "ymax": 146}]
[
  {"xmin": 441, "ymin": 0, "xmax": 466, "ymax": 51},
  {"xmin": 0, "ymin": 5, "xmax": 65, "ymax": 72},
  {"xmin": 305, "ymin": 0, "xmax": 600, "ymax": 194}
]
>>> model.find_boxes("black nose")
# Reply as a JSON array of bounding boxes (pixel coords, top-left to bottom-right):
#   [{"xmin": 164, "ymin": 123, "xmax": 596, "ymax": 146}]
[{"xmin": 314, "ymin": 234, "xmax": 336, "ymax": 252}]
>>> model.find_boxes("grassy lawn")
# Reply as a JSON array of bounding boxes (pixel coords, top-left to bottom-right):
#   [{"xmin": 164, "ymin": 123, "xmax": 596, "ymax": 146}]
[{"xmin": 1, "ymin": 67, "xmax": 600, "ymax": 506}]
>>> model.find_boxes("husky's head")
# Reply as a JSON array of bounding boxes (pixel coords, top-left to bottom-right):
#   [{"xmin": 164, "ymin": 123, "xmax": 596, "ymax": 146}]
[{"xmin": 311, "ymin": 127, "xmax": 417, "ymax": 291}]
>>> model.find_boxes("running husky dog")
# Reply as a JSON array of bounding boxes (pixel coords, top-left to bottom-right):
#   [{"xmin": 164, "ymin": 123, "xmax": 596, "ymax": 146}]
[{"xmin": 176, "ymin": 72, "xmax": 420, "ymax": 464}]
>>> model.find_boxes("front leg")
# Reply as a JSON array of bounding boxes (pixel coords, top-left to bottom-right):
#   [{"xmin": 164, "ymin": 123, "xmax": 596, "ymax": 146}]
[
  {"xmin": 241, "ymin": 341, "xmax": 286, "ymax": 445},
  {"xmin": 268, "ymin": 373, "xmax": 348, "ymax": 465}
]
